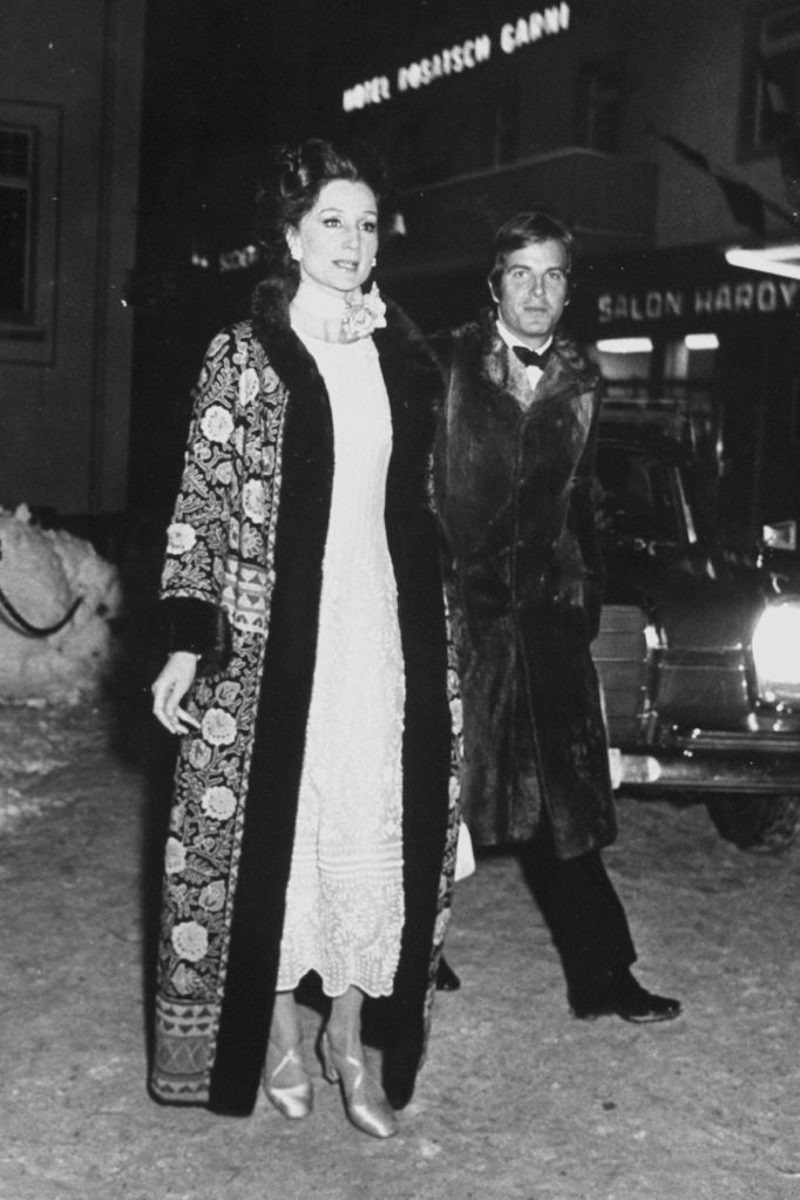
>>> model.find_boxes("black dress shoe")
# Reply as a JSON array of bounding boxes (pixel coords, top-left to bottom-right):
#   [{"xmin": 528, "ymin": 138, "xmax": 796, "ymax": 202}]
[
  {"xmin": 435, "ymin": 956, "xmax": 461, "ymax": 992},
  {"xmin": 569, "ymin": 968, "xmax": 681, "ymax": 1023}
]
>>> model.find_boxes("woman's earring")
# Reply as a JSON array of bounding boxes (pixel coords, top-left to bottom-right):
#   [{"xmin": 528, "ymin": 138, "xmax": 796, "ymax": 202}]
[
  {"xmin": 287, "ymin": 232, "xmax": 303, "ymax": 263},
  {"xmin": 372, "ymin": 257, "xmax": 377, "ymax": 268}
]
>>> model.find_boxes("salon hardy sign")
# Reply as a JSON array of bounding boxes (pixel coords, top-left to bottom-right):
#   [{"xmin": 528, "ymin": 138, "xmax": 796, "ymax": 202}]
[
  {"xmin": 596, "ymin": 277, "xmax": 800, "ymax": 327},
  {"xmin": 573, "ymin": 244, "xmax": 800, "ymax": 340},
  {"xmin": 342, "ymin": 3, "xmax": 571, "ymax": 112}
]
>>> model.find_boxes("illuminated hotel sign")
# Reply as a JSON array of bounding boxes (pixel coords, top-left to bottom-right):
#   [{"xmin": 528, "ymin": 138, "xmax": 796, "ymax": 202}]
[{"xmin": 342, "ymin": 3, "xmax": 571, "ymax": 112}]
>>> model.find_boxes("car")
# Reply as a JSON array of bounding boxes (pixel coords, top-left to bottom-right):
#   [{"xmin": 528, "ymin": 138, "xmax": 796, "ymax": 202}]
[{"xmin": 592, "ymin": 401, "xmax": 800, "ymax": 852}]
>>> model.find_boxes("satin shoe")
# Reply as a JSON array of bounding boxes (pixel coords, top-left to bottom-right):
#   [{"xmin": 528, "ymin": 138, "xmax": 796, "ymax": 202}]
[
  {"xmin": 263, "ymin": 1040, "xmax": 313, "ymax": 1119},
  {"xmin": 569, "ymin": 967, "xmax": 681, "ymax": 1023},
  {"xmin": 319, "ymin": 1032, "xmax": 398, "ymax": 1139}
]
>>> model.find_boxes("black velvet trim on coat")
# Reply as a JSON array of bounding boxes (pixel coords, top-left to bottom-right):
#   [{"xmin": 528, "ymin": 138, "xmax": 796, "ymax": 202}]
[
  {"xmin": 370, "ymin": 299, "xmax": 451, "ymax": 1109},
  {"xmin": 208, "ymin": 356, "xmax": 334, "ymax": 1114},
  {"xmin": 157, "ymin": 595, "xmax": 232, "ymax": 676},
  {"xmin": 206, "ymin": 290, "xmax": 334, "ymax": 1116}
]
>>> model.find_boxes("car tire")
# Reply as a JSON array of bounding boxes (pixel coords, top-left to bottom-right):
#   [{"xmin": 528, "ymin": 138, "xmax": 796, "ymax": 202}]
[{"xmin": 705, "ymin": 794, "xmax": 800, "ymax": 852}]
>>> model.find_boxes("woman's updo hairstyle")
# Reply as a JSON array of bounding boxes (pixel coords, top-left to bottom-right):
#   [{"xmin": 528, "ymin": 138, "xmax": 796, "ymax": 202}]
[{"xmin": 254, "ymin": 137, "xmax": 390, "ymax": 301}]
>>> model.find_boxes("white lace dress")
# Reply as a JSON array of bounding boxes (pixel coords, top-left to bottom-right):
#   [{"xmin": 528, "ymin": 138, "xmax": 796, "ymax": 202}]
[{"xmin": 276, "ymin": 329, "xmax": 406, "ymax": 999}]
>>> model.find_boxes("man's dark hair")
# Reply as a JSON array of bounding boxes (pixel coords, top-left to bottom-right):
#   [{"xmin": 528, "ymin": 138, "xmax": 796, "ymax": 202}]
[{"xmin": 488, "ymin": 210, "xmax": 574, "ymax": 297}]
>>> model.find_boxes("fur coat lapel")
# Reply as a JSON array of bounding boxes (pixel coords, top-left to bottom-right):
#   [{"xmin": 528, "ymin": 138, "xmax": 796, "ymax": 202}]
[{"xmin": 473, "ymin": 306, "xmax": 599, "ymax": 422}]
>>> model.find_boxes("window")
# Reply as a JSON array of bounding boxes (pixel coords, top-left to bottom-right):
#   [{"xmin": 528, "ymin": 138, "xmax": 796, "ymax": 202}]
[
  {"xmin": 0, "ymin": 101, "xmax": 61, "ymax": 363},
  {"xmin": 0, "ymin": 126, "xmax": 35, "ymax": 319},
  {"xmin": 574, "ymin": 57, "xmax": 625, "ymax": 153},
  {"xmin": 739, "ymin": 2, "xmax": 800, "ymax": 159}
]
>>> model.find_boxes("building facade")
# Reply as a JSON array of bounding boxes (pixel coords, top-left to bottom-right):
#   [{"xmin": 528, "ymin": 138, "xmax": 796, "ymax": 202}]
[
  {"xmin": 0, "ymin": 0, "xmax": 145, "ymax": 515},
  {"xmin": 16, "ymin": 0, "xmax": 794, "ymax": 528},
  {"xmin": 334, "ymin": 0, "xmax": 800, "ymax": 534}
]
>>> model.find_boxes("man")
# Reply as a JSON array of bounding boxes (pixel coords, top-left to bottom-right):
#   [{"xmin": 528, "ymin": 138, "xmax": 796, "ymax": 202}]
[{"xmin": 433, "ymin": 211, "xmax": 680, "ymax": 1023}]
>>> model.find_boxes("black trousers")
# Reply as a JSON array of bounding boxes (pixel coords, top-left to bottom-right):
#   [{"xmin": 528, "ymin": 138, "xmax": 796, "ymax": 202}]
[{"xmin": 517, "ymin": 808, "xmax": 636, "ymax": 989}]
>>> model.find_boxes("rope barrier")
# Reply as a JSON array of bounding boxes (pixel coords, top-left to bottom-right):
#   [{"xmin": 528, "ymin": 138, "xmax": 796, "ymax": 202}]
[
  {"xmin": 0, "ymin": 584, "xmax": 83, "ymax": 637},
  {"xmin": 0, "ymin": 535, "xmax": 83, "ymax": 637}
]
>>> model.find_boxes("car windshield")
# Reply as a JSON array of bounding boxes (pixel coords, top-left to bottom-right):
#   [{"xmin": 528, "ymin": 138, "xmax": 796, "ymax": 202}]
[{"xmin": 595, "ymin": 444, "xmax": 687, "ymax": 544}]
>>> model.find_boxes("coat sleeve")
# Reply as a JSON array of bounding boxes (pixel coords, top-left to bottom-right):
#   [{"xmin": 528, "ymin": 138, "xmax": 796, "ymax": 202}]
[
  {"xmin": 571, "ymin": 382, "xmax": 606, "ymax": 641},
  {"xmin": 157, "ymin": 329, "xmax": 241, "ymax": 671}
]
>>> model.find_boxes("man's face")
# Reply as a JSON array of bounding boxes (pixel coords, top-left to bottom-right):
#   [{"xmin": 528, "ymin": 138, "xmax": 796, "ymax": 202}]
[{"xmin": 492, "ymin": 238, "xmax": 570, "ymax": 349}]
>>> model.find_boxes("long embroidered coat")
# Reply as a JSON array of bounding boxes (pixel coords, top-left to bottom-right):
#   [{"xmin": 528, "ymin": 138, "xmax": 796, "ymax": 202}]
[
  {"xmin": 151, "ymin": 285, "xmax": 455, "ymax": 1117},
  {"xmin": 433, "ymin": 310, "xmax": 616, "ymax": 859}
]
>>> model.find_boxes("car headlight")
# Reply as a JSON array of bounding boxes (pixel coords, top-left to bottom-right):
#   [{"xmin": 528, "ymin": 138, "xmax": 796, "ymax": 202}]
[{"xmin": 751, "ymin": 600, "xmax": 800, "ymax": 703}]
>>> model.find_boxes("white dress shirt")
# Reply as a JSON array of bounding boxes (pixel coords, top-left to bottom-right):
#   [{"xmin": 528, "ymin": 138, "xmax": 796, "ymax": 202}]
[{"xmin": 496, "ymin": 318, "xmax": 554, "ymax": 393}]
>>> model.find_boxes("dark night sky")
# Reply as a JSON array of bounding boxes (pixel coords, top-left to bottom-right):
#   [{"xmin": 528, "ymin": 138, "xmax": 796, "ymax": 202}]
[
  {"xmin": 137, "ymin": 0, "xmax": 413, "ymax": 258},
  {"xmin": 131, "ymin": 0, "xmax": 446, "ymax": 502},
  {"xmin": 136, "ymin": 0, "xmax": 532, "ymax": 260}
]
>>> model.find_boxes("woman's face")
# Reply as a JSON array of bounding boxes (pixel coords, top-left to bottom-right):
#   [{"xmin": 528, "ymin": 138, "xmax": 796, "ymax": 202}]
[{"xmin": 287, "ymin": 178, "xmax": 379, "ymax": 296}]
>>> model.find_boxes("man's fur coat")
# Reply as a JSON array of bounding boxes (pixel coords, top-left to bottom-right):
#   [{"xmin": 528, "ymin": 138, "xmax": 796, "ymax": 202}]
[{"xmin": 433, "ymin": 309, "xmax": 616, "ymax": 859}]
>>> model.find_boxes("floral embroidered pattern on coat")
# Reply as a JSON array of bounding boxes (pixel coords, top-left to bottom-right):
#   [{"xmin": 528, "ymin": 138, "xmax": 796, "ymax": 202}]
[{"xmin": 153, "ymin": 325, "xmax": 289, "ymax": 1101}]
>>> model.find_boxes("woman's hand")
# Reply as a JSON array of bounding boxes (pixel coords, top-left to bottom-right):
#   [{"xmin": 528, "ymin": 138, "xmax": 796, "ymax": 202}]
[{"xmin": 152, "ymin": 651, "xmax": 202, "ymax": 735}]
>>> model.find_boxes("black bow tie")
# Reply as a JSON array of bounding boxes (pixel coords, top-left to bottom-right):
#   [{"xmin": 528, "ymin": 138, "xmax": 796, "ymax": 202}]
[{"xmin": 512, "ymin": 343, "xmax": 551, "ymax": 368}]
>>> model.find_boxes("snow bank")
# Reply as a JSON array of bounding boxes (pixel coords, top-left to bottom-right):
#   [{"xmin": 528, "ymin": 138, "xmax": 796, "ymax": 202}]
[{"xmin": 0, "ymin": 505, "xmax": 123, "ymax": 704}]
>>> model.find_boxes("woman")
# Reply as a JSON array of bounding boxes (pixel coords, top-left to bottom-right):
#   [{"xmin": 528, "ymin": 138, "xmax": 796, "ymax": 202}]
[{"xmin": 150, "ymin": 138, "xmax": 455, "ymax": 1136}]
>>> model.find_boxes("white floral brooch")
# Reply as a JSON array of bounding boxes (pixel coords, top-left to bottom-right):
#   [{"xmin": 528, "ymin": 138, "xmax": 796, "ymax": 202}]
[{"xmin": 340, "ymin": 283, "xmax": 387, "ymax": 343}]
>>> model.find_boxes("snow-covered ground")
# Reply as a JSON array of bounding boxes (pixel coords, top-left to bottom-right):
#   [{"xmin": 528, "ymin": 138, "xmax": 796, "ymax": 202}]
[
  {"xmin": 0, "ymin": 507, "xmax": 126, "ymax": 832},
  {"xmin": 2, "ymin": 699, "xmax": 799, "ymax": 1199},
  {"xmin": 3, "ymin": 510, "xmax": 800, "ymax": 1197}
]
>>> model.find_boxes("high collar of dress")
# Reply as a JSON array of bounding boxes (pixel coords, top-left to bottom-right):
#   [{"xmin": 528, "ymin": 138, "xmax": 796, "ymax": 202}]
[
  {"xmin": 290, "ymin": 278, "xmax": 352, "ymax": 343},
  {"xmin": 291, "ymin": 277, "xmax": 387, "ymax": 344}
]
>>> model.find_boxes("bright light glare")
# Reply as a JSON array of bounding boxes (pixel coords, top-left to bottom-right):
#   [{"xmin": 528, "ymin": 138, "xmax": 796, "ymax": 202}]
[
  {"xmin": 751, "ymin": 602, "xmax": 800, "ymax": 702},
  {"xmin": 643, "ymin": 623, "xmax": 662, "ymax": 652},
  {"xmin": 685, "ymin": 333, "xmax": 719, "ymax": 351},
  {"xmin": 595, "ymin": 337, "xmax": 654, "ymax": 354},
  {"xmin": 754, "ymin": 242, "xmax": 800, "ymax": 261},
  {"xmin": 725, "ymin": 246, "xmax": 800, "ymax": 280}
]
